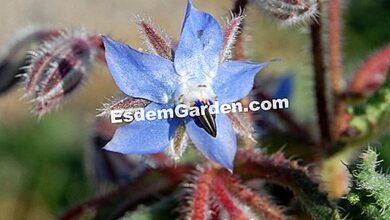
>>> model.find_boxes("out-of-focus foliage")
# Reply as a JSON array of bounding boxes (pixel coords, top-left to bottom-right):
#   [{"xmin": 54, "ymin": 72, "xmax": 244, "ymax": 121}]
[
  {"xmin": 344, "ymin": 0, "xmax": 390, "ymax": 61},
  {"xmin": 0, "ymin": 115, "xmax": 91, "ymax": 218}
]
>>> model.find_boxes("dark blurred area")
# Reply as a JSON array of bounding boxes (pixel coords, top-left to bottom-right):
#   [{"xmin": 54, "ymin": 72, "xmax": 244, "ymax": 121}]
[{"xmin": 344, "ymin": 0, "xmax": 390, "ymax": 62}]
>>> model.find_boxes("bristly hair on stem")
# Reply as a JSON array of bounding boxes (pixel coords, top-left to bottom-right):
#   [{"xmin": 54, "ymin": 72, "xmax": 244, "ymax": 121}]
[
  {"xmin": 235, "ymin": 149, "xmax": 341, "ymax": 219},
  {"xmin": 181, "ymin": 165, "xmax": 287, "ymax": 220},
  {"xmin": 328, "ymin": 0, "xmax": 348, "ymax": 142},
  {"xmin": 328, "ymin": 0, "xmax": 343, "ymax": 95},
  {"xmin": 227, "ymin": 112, "xmax": 257, "ymax": 143},
  {"xmin": 309, "ymin": 2, "xmax": 332, "ymax": 147},
  {"xmin": 181, "ymin": 166, "xmax": 215, "ymax": 220},
  {"xmin": 231, "ymin": 0, "xmax": 248, "ymax": 61},
  {"xmin": 220, "ymin": 12, "xmax": 246, "ymax": 62},
  {"xmin": 220, "ymin": 172, "xmax": 286, "ymax": 220}
]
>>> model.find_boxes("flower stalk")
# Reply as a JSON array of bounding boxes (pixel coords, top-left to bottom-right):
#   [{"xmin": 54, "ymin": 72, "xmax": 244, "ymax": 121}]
[{"xmin": 309, "ymin": 3, "xmax": 332, "ymax": 147}]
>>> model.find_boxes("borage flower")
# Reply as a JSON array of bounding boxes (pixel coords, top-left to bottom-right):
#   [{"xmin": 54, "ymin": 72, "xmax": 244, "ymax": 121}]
[{"xmin": 102, "ymin": 0, "xmax": 268, "ymax": 171}]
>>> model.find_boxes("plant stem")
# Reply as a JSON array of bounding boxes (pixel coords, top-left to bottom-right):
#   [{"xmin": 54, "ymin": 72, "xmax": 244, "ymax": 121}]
[
  {"xmin": 328, "ymin": 0, "xmax": 343, "ymax": 95},
  {"xmin": 235, "ymin": 149, "xmax": 341, "ymax": 220},
  {"xmin": 310, "ymin": 3, "xmax": 332, "ymax": 146},
  {"xmin": 328, "ymin": 0, "xmax": 347, "ymax": 142}
]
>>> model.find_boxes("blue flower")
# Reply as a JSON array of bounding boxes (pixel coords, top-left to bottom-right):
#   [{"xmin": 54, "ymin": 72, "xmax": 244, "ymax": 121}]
[{"xmin": 101, "ymin": 0, "xmax": 268, "ymax": 171}]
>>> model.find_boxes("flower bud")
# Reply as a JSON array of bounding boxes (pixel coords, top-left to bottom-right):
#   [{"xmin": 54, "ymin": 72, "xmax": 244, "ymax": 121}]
[
  {"xmin": 252, "ymin": 0, "xmax": 318, "ymax": 26},
  {"xmin": 24, "ymin": 30, "xmax": 102, "ymax": 116}
]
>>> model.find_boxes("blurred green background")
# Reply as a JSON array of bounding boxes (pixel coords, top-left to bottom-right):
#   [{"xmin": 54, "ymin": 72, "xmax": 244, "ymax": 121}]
[{"xmin": 0, "ymin": 0, "xmax": 389, "ymax": 219}]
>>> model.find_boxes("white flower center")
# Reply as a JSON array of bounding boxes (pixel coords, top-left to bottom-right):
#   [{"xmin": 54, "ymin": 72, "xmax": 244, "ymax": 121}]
[{"xmin": 176, "ymin": 78, "xmax": 216, "ymax": 106}]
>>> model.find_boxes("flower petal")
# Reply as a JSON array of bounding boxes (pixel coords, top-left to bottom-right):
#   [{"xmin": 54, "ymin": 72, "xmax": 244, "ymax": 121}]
[
  {"xmin": 104, "ymin": 103, "xmax": 180, "ymax": 154},
  {"xmin": 102, "ymin": 36, "xmax": 179, "ymax": 104},
  {"xmin": 174, "ymin": 0, "xmax": 223, "ymax": 79},
  {"xmin": 185, "ymin": 113, "xmax": 237, "ymax": 171},
  {"xmin": 213, "ymin": 61, "xmax": 268, "ymax": 104}
]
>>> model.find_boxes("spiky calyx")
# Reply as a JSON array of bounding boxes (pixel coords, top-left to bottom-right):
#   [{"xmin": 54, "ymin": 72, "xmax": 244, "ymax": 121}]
[
  {"xmin": 166, "ymin": 123, "xmax": 189, "ymax": 161},
  {"xmin": 251, "ymin": 0, "xmax": 318, "ymax": 26},
  {"xmin": 220, "ymin": 13, "xmax": 245, "ymax": 62},
  {"xmin": 136, "ymin": 16, "xmax": 175, "ymax": 60},
  {"xmin": 137, "ymin": 12, "xmax": 246, "ymax": 64},
  {"xmin": 0, "ymin": 27, "xmax": 62, "ymax": 94},
  {"xmin": 345, "ymin": 148, "xmax": 390, "ymax": 219},
  {"xmin": 97, "ymin": 95, "xmax": 150, "ymax": 118},
  {"xmin": 227, "ymin": 112, "xmax": 256, "ymax": 143},
  {"xmin": 349, "ymin": 44, "xmax": 390, "ymax": 96},
  {"xmin": 23, "ymin": 30, "xmax": 103, "ymax": 117}
]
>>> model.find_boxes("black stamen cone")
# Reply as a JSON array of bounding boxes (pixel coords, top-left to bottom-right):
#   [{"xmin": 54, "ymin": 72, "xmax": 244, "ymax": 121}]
[{"xmin": 193, "ymin": 100, "xmax": 217, "ymax": 137}]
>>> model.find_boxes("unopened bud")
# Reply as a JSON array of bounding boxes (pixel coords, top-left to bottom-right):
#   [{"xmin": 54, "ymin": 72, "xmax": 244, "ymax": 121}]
[
  {"xmin": 23, "ymin": 30, "xmax": 102, "ymax": 117},
  {"xmin": 252, "ymin": 0, "xmax": 318, "ymax": 26}
]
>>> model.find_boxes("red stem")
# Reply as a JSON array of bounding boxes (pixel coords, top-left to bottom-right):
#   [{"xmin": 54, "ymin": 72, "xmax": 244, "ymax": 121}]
[
  {"xmin": 309, "ymin": 3, "xmax": 332, "ymax": 146},
  {"xmin": 221, "ymin": 172, "xmax": 286, "ymax": 220},
  {"xmin": 191, "ymin": 168, "xmax": 214, "ymax": 220},
  {"xmin": 328, "ymin": 0, "xmax": 343, "ymax": 95},
  {"xmin": 212, "ymin": 176, "xmax": 249, "ymax": 220},
  {"xmin": 328, "ymin": 0, "xmax": 347, "ymax": 142}
]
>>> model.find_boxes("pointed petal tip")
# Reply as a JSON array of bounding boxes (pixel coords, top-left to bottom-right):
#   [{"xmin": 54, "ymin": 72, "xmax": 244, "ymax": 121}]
[
  {"xmin": 175, "ymin": 0, "xmax": 223, "ymax": 78},
  {"xmin": 102, "ymin": 142, "xmax": 116, "ymax": 153},
  {"xmin": 215, "ymin": 161, "xmax": 234, "ymax": 174},
  {"xmin": 100, "ymin": 35, "xmax": 111, "ymax": 45},
  {"xmin": 101, "ymin": 35, "xmax": 178, "ymax": 104},
  {"xmin": 214, "ymin": 158, "xmax": 234, "ymax": 173},
  {"xmin": 213, "ymin": 159, "xmax": 234, "ymax": 173},
  {"xmin": 224, "ymin": 162, "xmax": 234, "ymax": 173},
  {"xmin": 186, "ymin": 114, "xmax": 237, "ymax": 173},
  {"xmin": 208, "ymin": 149, "xmax": 236, "ymax": 173},
  {"xmin": 186, "ymin": 0, "xmax": 194, "ymax": 10},
  {"xmin": 215, "ymin": 60, "xmax": 271, "ymax": 103}
]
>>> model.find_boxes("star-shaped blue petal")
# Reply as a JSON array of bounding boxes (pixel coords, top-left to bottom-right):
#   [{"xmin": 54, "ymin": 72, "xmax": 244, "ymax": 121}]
[
  {"xmin": 174, "ymin": 1, "xmax": 222, "ymax": 78},
  {"xmin": 102, "ymin": 37, "xmax": 178, "ymax": 104},
  {"xmin": 102, "ymin": 0, "xmax": 269, "ymax": 171},
  {"xmin": 185, "ymin": 114, "xmax": 236, "ymax": 171},
  {"xmin": 104, "ymin": 103, "xmax": 180, "ymax": 154},
  {"xmin": 213, "ymin": 61, "xmax": 269, "ymax": 104}
]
